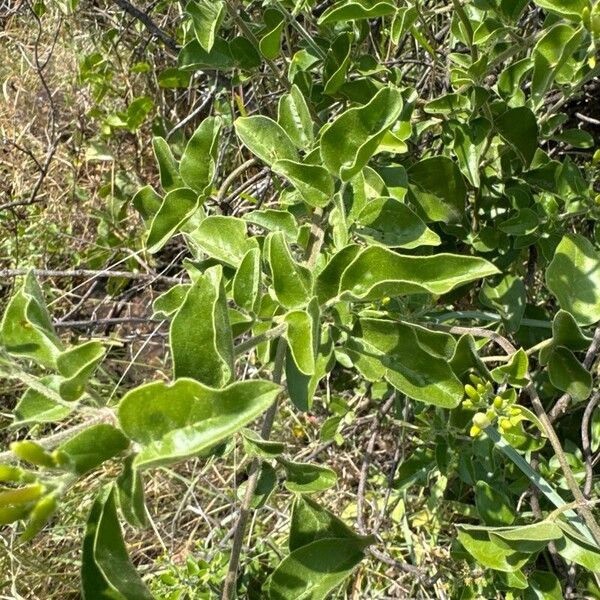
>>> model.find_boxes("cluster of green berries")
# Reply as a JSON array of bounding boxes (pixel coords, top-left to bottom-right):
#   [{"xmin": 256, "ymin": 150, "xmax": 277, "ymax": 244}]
[{"xmin": 462, "ymin": 374, "xmax": 522, "ymax": 438}]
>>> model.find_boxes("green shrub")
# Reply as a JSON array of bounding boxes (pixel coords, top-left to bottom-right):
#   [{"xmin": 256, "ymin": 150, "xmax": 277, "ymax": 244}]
[{"xmin": 2, "ymin": 0, "xmax": 600, "ymax": 597}]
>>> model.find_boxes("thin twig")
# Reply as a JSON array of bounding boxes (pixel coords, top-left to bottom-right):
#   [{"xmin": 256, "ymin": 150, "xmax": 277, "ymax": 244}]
[
  {"xmin": 582, "ymin": 390, "xmax": 600, "ymax": 499},
  {"xmin": 0, "ymin": 268, "xmax": 182, "ymax": 284},
  {"xmin": 215, "ymin": 159, "xmax": 258, "ymax": 205},
  {"xmin": 549, "ymin": 324, "xmax": 600, "ymax": 422},
  {"xmin": 221, "ymin": 337, "xmax": 287, "ymax": 599},
  {"xmin": 112, "ymin": 0, "xmax": 178, "ymax": 51},
  {"xmin": 53, "ymin": 316, "xmax": 162, "ymax": 329},
  {"xmin": 357, "ymin": 394, "xmax": 396, "ymax": 533}
]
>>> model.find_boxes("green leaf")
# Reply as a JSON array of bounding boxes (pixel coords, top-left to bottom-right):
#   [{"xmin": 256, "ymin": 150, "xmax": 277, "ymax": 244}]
[
  {"xmin": 424, "ymin": 93, "xmax": 470, "ymax": 115},
  {"xmin": 233, "ymin": 248, "xmax": 261, "ymax": 312},
  {"xmin": 272, "ymin": 160, "xmax": 334, "ymax": 208},
  {"xmin": 320, "ymin": 86, "xmax": 403, "ymax": 181},
  {"xmin": 546, "ymin": 233, "xmax": 600, "ymax": 325},
  {"xmin": 449, "ymin": 118, "xmax": 491, "ymax": 188},
  {"xmin": 157, "ymin": 67, "xmax": 192, "ymax": 89},
  {"xmin": 241, "ymin": 428, "xmax": 285, "ymax": 458},
  {"xmin": 132, "ymin": 185, "xmax": 162, "ymax": 223},
  {"xmin": 355, "ymin": 197, "xmax": 441, "ymax": 249},
  {"xmin": 524, "ymin": 571, "xmax": 564, "ymax": 600},
  {"xmin": 265, "ymin": 232, "xmax": 313, "ymax": 309},
  {"xmin": 475, "ymin": 481, "xmax": 515, "ymax": 526},
  {"xmin": 242, "ymin": 209, "xmax": 299, "ymax": 241},
  {"xmin": 322, "ymin": 33, "xmax": 352, "ymax": 95},
  {"xmin": 118, "ymin": 378, "xmax": 280, "ymax": 469},
  {"xmin": 391, "ymin": 6, "xmax": 418, "ymax": 43},
  {"xmin": 56, "ymin": 341, "xmax": 105, "ymax": 401},
  {"xmin": 188, "ymin": 215, "xmax": 258, "ymax": 267},
  {"xmin": 479, "ymin": 275, "xmax": 526, "ymax": 333},
  {"xmin": 315, "ymin": 245, "xmax": 361, "ymax": 304},
  {"xmin": 259, "ymin": 8, "xmax": 284, "ymax": 59},
  {"xmin": 289, "ymin": 496, "xmax": 368, "ymax": 552},
  {"xmin": 57, "ymin": 424, "xmax": 129, "ymax": 475},
  {"xmin": 238, "ymin": 462, "xmax": 278, "ymax": 509},
  {"xmin": 179, "ymin": 116, "xmax": 222, "ymax": 194},
  {"xmin": 495, "ymin": 107, "xmax": 538, "ymax": 168},
  {"xmin": 285, "ymin": 308, "xmax": 318, "ymax": 376},
  {"xmin": 551, "ymin": 309, "xmax": 591, "ymax": 351},
  {"xmin": 407, "ymin": 156, "xmax": 467, "ymax": 223},
  {"xmin": 186, "ymin": 0, "xmax": 225, "ymax": 52},
  {"xmin": 552, "ymin": 128, "xmax": 595, "ymax": 148},
  {"xmin": 146, "ymin": 187, "xmax": 200, "ymax": 253},
  {"xmin": 352, "ymin": 319, "xmax": 463, "ymax": 408},
  {"xmin": 277, "ymin": 85, "xmax": 314, "ymax": 150},
  {"xmin": 235, "ymin": 116, "xmax": 299, "ymax": 164},
  {"xmin": 531, "ymin": 24, "xmax": 585, "ymax": 106},
  {"xmin": 267, "ymin": 537, "xmax": 366, "ymax": 600},
  {"xmin": 178, "ymin": 38, "xmax": 236, "ymax": 71},
  {"xmin": 488, "ymin": 521, "xmax": 563, "ymax": 553},
  {"xmin": 491, "ymin": 348, "xmax": 529, "ymax": 387},
  {"xmin": 456, "ymin": 525, "xmax": 529, "ymax": 572},
  {"xmin": 116, "ymin": 456, "xmax": 148, "ymax": 529},
  {"xmin": 0, "ymin": 272, "xmax": 62, "ymax": 368},
  {"xmin": 125, "ymin": 96, "xmax": 153, "ymax": 131},
  {"xmin": 81, "ymin": 486, "xmax": 153, "ymax": 600},
  {"xmin": 229, "ymin": 36, "xmax": 262, "ymax": 70},
  {"xmin": 281, "ymin": 459, "xmax": 338, "ymax": 493},
  {"xmin": 332, "ymin": 246, "xmax": 498, "ymax": 302},
  {"xmin": 498, "ymin": 208, "xmax": 539, "ymax": 236},
  {"xmin": 170, "ymin": 266, "xmax": 234, "ymax": 387},
  {"xmin": 152, "ymin": 137, "xmax": 183, "ymax": 192},
  {"xmin": 152, "ymin": 284, "xmax": 190, "ymax": 319},
  {"xmin": 318, "ymin": 0, "xmax": 396, "ymax": 24},
  {"xmin": 286, "ymin": 315, "xmax": 333, "ymax": 412},
  {"xmin": 555, "ymin": 524, "xmax": 600, "ymax": 571},
  {"xmin": 532, "ymin": 0, "xmax": 591, "ymax": 21},
  {"xmin": 548, "ymin": 346, "xmax": 592, "ymax": 402},
  {"xmin": 14, "ymin": 375, "xmax": 73, "ymax": 425}
]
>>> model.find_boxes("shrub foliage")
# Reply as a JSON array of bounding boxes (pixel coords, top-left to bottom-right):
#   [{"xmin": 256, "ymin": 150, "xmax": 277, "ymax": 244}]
[{"xmin": 2, "ymin": 0, "xmax": 600, "ymax": 598}]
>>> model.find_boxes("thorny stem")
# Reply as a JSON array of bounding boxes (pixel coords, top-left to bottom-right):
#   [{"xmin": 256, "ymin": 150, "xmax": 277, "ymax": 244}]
[{"xmin": 222, "ymin": 337, "xmax": 287, "ymax": 599}]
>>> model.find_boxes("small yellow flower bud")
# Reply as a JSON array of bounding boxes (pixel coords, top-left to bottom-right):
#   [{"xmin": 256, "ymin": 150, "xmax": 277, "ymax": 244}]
[
  {"xmin": 499, "ymin": 418, "xmax": 512, "ymax": 431},
  {"xmin": 469, "ymin": 373, "xmax": 482, "ymax": 386},
  {"xmin": 469, "ymin": 425, "xmax": 482, "ymax": 437},
  {"xmin": 472, "ymin": 412, "xmax": 491, "ymax": 429},
  {"xmin": 493, "ymin": 396, "xmax": 504, "ymax": 409},
  {"xmin": 464, "ymin": 385, "xmax": 480, "ymax": 401}
]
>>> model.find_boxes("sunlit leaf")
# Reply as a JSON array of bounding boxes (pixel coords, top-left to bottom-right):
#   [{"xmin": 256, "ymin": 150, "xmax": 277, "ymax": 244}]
[
  {"xmin": 118, "ymin": 378, "xmax": 280, "ymax": 469},
  {"xmin": 170, "ymin": 265, "xmax": 234, "ymax": 387},
  {"xmin": 81, "ymin": 486, "xmax": 153, "ymax": 600}
]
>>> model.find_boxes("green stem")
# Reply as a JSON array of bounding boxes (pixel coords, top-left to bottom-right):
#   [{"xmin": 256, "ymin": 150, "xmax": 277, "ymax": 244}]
[
  {"xmin": 485, "ymin": 426, "xmax": 592, "ymax": 542},
  {"xmin": 234, "ymin": 324, "xmax": 287, "ymax": 356}
]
